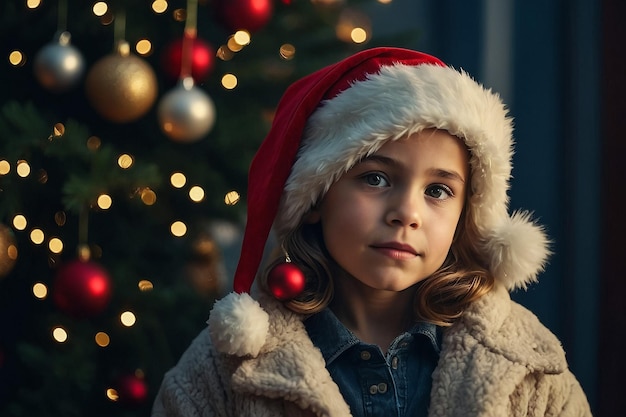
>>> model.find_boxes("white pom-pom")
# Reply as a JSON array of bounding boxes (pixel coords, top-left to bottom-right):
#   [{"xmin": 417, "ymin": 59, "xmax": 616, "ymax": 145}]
[
  {"xmin": 207, "ymin": 292, "xmax": 269, "ymax": 357},
  {"xmin": 487, "ymin": 211, "xmax": 551, "ymax": 291}
]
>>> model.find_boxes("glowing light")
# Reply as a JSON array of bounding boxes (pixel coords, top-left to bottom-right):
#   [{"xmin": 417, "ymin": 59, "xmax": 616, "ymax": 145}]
[
  {"xmin": 136, "ymin": 39, "xmax": 152, "ymax": 56},
  {"xmin": 233, "ymin": 30, "xmax": 251, "ymax": 46},
  {"xmin": 16, "ymin": 160, "xmax": 31, "ymax": 177},
  {"xmin": 152, "ymin": 0, "xmax": 168, "ymax": 13},
  {"xmin": 52, "ymin": 122, "xmax": 65, "ymax": 138},
  {"xmin": 140, "ymin": 188, "xmax": 157, "ymax": 205},
  {"xmin": 227, "ymin": 36, "xmax": 244, "ymax": 52},
  {"xmin": 30, "ymin": 228, "xmax": 45, "ymax": 245},
  {"xmin": 224, "ymin": 190, "xmax": 240, "ymax": 206},
  {"xmin": 87, "ymin": 136, "xmax": 101, "ymax": 150},
  {"xmin": 351, "ymin": 27, "xmax": 368, "ymax": 43},
  {"xmin": 378, "ymin": 0, "xmax": 392, "ymax": 3},
  {"xmin": 106, "ymin": 388, "xmax": 119, "ymax": 401},
  {"xmin": 8, "ymin": 50, "xmax": 25, "ymax": 66},
  {"xmin": 0, "ymin": 160, "xmax": 10, "ymax": 175},
  {"xmin": 48, "ymin": 237, "xmax": 64, "ymax": 254},
  {"xmin": 170, "ymin": 172, "xmax": 187, "ymax": 188},
  {"xmin": 138, "ymin": 280, "xmax": 154, "ymax": 291},
  {"xmin": 26, "ymin": 0, "xmax": 41, "ymax": 9},
  {"xmin": 52, "ymin": 326, "xmax": 68, "ymax": 343},
  {"xmin": 93, "ymin": 2, "xmax": 108, "ymax": 16},
  {"xmin": 221, "ymin": 73, "xmax": 238, "ymax": 90},
  {"xmin": 120, "ymin": 311, "xmax": 136, "ymax": 327},
  {"xmin": 117, "ymin": 154, "xmax": 134, "ymax": 169},
  {"xmin": 279, "ymin": 44, "xmax": 296, "ymax": 60},
  {"xmin": 189, "ymin": 186, "xmax": 205, "ymax": 202},
  {"xmin": 12, "ymin": 214, "xmax": 27, "ymax": 230},
  {"xmin": 6, "ymin": 244, "xmax": 17, "ymax": 262},
  {"xmin": 33, "ymin": 282, "xmax": 48, "ymax": 299},
  {"xmin": 170, "ymin": 221, "xmax": 187, "ymax": 237},
  {"xmin": 336, "ymin": 9, "xmax": 371, "ymax": 43},
  {"xmin": 97, "ymin": 194, "xmax": 112, "ymax": 210},
  {"xmin": 95, "ymin": 332, "xmax": 110, "ymax": 347}
]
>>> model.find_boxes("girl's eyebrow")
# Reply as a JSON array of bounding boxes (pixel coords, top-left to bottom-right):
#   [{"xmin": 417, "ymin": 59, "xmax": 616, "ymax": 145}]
[
  {"xmin": 427, "ymin": 168, "xmax": 466, "ymax": 184},
  {"xmin": 359, "ymin": 155, "xmax": 466, "ymax": 184}
]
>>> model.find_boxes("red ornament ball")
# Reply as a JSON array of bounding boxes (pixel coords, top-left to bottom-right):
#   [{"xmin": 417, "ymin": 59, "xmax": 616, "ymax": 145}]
[
  {"xmin": 161, "ymin": 37, "xmax": 215, "ymax": 82},
  {"xmin": 214, "ymin": 0, "xmax": 274, "ymax": 33},
  {"xmin": 267, "ymin": 262, "xmax": 305, "ymax": 300},
  {"xmin": 115, "ymin": 373, "xmax": 148, "ymax": 406},
  {"xmin": 52, "ymin": 259, "xmax": 112, "ymax": 318}
]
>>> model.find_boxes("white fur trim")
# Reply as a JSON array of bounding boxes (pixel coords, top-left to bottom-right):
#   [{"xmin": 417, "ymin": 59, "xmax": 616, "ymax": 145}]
[
  {"xmin": 485, "ymin": 211, "xmax": 551, "ymax": 290},
  {"xmin": 275, "ymin": 63, "xmax": 549, "ymax": 288},
  {"xmin": 207, "ymin": 292, "xmax": 269, "ymax": 357}
]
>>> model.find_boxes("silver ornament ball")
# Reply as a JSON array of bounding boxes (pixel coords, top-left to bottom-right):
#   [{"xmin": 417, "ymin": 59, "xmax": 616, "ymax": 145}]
[
  {"xmin": 34, "ymin": 32, "xmax": 85, "ymax": 92},
  {"xmin": 158, "ymin": 78, "xmax": 216, "ymax": 142}
]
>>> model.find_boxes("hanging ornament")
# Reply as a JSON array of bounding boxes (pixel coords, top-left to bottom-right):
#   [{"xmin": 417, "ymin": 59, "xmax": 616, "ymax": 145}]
[
  {"xmin": 52, "ymin": 258, "xmax": 112, "ymax": 318},
  {"xmin": 34, "ymin": 31, "xmax": 85, "ymax": 92},
  {"xmin": 85, "ymin": 41, "xmax": 158, "ymax": 123},
  {"xmin": 213, "ymin": 0, "xmax": 274, "ymax": 33},
  {"xmin": 158, "ymin": 77, "xmax": 216, "ymax": 142},
  {"xmin": 162, "ymin": 36, "xmax": 215, "ymax": 83},
  {"xmin": 114, "ymin": 373, "xmax": 148, "ymax": 406},
  {"xmin": 267, "ymin": 260, "xmax": 306, "ymax": 301},
  {"xmin": 0, "ymin": 224, "xmax": 18, "ymax": 279}
]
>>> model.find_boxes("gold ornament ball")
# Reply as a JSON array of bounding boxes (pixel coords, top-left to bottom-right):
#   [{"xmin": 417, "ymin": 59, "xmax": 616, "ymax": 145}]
[
  {"xmin": 0, "ymin": 224, "xmax": 18, "ymax": 278},
  {"xmin": 85, "ymin": 52, "xmax": 158, "ymax": 123}
]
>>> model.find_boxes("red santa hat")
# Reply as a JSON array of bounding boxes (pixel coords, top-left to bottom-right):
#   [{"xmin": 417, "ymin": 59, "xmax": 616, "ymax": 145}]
[{"xmin": 209, "ymin": 47, "xmax": 550, "ymax": 357}]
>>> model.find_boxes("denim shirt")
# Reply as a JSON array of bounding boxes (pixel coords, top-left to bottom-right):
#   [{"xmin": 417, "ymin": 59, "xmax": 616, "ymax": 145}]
[{"xmin": 305, "ymin": 309, "xmax": 440, "ymax": 417}]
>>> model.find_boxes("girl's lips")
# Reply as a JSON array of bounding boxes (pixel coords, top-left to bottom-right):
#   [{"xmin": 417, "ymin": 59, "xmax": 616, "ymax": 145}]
[{"xmin": 370, "ymin": 242, "xmax": 420, "ymax": 260}]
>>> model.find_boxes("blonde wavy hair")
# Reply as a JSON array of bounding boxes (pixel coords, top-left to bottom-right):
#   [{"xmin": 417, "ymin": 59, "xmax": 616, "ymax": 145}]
[{"xmin": 259, "ymin": 190, "xmax": 495, "ymax": 327}]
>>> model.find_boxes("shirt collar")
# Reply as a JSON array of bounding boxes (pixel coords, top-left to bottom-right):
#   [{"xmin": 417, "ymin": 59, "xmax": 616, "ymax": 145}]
[{"xmin": 305, "ymin": 308, "xmax": 441, "ymax": 365}]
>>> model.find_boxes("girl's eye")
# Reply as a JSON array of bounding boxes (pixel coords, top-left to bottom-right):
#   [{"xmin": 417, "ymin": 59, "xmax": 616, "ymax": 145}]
[
  {"xmin": 426, "ymin": 184, "xmax": 453, "ymax": 200},
  {"xmin": 363, "ymin": 172, "xmax": 389, "ymax": 187}
]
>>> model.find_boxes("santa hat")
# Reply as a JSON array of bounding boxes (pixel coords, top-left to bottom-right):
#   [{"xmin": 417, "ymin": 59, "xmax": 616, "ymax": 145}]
[{"xmin": 208, "ymin": 47, "xmax": 550, "ymax": 357}]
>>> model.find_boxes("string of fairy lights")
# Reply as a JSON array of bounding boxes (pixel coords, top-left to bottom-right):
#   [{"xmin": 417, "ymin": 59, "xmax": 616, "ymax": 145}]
[{"xmin": 2, "ymin": 0, "xmax": 393, "ymax": 404}]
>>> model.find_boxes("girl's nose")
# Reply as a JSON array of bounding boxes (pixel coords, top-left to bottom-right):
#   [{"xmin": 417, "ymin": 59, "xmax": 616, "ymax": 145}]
[{"xmin": 385, "ymin": 189, "xmax": 422, "ymax": 229}]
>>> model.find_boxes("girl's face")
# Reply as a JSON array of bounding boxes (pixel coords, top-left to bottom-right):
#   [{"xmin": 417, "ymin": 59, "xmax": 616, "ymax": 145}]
[{"xmin": 312, "ymin": 129, "xmax": 469, "ymax": 292}]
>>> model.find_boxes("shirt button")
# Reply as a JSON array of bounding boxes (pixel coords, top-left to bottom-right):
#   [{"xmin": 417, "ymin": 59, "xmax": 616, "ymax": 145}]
[
  {"xmin": 369, "ymin": 384, "xmax": 378, "ymax": 394},
  {"xmin": 360, "ymin": 350, "xmax": 371, "ymax": 360},
  {"xmin": 391, "ymin": 356, "xmax": 399, "ymax": 369},
  {"xmin": 377, "ymin": 383, "xmax": 388, "ymax": 394}
]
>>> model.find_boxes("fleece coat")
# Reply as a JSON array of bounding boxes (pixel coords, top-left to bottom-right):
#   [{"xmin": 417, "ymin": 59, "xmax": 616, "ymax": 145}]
[{"xmin": 152, "ymin": 282, "xmax": 591, "ymax": 417}]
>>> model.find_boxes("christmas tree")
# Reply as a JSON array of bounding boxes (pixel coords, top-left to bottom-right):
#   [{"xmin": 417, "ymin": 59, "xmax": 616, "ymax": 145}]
[{"xmin": 0, "ymin": 0, "xmax": 416, "ymax": 415}]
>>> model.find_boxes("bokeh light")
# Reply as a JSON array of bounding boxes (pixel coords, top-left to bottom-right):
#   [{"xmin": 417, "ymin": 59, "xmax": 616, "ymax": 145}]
[
  {"xmin": 170, "ymin": 221, "xmax": 187, "ymax": 237},
  {"xmin": 170, "ymin": 172, "xmax": 186, "ymax": 188},
  {"xmin": 221, "ymin": 73, "xmax": 238, "ymax": 90},
  {"xmin": 117, "ymin": 154, "xmax": 134, "ymax": 169},
  {"xmin": 0, "ymin": 160, "xmax": 10, "ymax": 175},
  {"xmin": 52, "ymin": 326, "xmax": 68, "ymax": 343},
  {"xmin": 97, "ymin": 194, "xmax": 112, "ymax": 210},
  {"xmin": 152, "ymin": 0, "xmax": 168, "ymax": 14},
  {"xmin": 30, "ymin": 228, "xmax": 45, "ymax": 245},
  {"xmin": 95, "ymin": 332, "xmax": 110, "ymax": 347},
  {"xmin": 33, "ymin": 282, "xmax": 48, "ymax": 299},
  {"xmin": 48, "ymin": 237, "xmax": 64, "ymax": 254},
  {"xmin": 12, "ymin": 214, "xmax": 27, "ymax": 230},
  {"xmin": 138, "ymin": 280, "xmax": 154, "ymax": 291},
  {"xmin": 120, "ymin": 311, "xmax": 136, "ymax": 327},
  {"xmin": 189, "ymin": 186, "xmax": 205, "ymax": 202},
  {"xmin": 224, "ymin": 190, "xmax": 240, "ymax": 205},
  {"xmin": 16, "ymin": 160, "xmax": 31, "ymax": 178}
]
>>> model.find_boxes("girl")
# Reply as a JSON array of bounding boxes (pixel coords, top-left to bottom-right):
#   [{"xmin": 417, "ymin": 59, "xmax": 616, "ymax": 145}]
[{"xmin": 153, "ymin": 47, "xmax": 591, "ymax": 417}]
